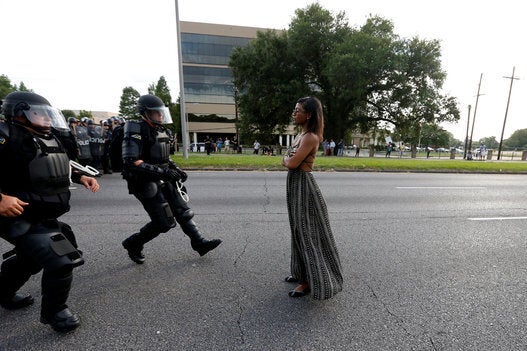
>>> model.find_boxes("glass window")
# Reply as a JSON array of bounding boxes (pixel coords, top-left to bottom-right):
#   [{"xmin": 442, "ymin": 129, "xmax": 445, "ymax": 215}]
[
  {"xmin": 183, "ymin": 66, "xmax": 234, "ymax": 104},
  {"xmin": 181, "ymin": 33, "xmax": 251, "ymax": 65}
]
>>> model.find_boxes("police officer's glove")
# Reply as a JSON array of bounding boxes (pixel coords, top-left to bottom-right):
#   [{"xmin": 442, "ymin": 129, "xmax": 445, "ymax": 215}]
[
  {"xmin": 169, "ymin": 162, "xmax": 188, "ymax": 182},
  {"xmin": 163, "ymin": 168, "xmax": 181, "ymax": 184},
  {"xmin": 174, "ymin": 167, "xmax": 187, "ymax": 183}
]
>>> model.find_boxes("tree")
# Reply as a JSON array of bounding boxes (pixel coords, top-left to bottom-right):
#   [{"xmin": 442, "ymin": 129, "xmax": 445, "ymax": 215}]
[
  {"xmin": 231, "ymin": 29, "xmax": 304, "ymax": 144},
  {"xmin": 148, "ymin": 76, "xmax": 172, "ymax": 105},
  {"xmin": 416, "ymin": 123, "xmax": 451, "ymax": 148},
  {"xmin": 504, "ymin": 129, "xmax": 527, "ymax": 148},
  {"xmin": 229, "ymin": 4, "xmax": 460, "ymax": 143},
  {"xmin": 0, "ymin": 75, "xmax": 15, "ymax": 99},
  {"xmin": 477, "ymin": 136, "xmax": 499, "ymax": 149},
  {"xmin": 18, "ymin": 82, "xmax": 31, "ymax": 92},
  {"xmin": 119, "ymin": 86, "xmax": 140, "ymax": 118},
  {"xmin": 62, "ymin": 110, "xmax": 77, "ymax": 118},
  {"xmin": 78, "ymin": 110, "xmax": 93, "ymax": 118}
]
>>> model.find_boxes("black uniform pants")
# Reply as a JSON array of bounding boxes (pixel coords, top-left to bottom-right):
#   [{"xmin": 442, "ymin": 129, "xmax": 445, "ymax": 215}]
[
  {"xmin": 0, "ymin": 221, "xmax": 77, "ymax": 317},
  {"xmin": 131, "ymin": 181, "xmax": 196, "ymax": 245}
]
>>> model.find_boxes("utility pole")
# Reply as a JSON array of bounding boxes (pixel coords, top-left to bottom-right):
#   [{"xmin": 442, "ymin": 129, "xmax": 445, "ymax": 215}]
[
  {"xmin": 497, "ymin": 67, "xmax": 519, "ymax": 160},
  {"xmin": 467, "ymin": 73, "xmax": 483, "ymax": 160},
  {"xmin": 463, "ymin": 104, "xmax": 471, "ymax": 159},
  {"xmin": 175, "ymin": 0, "xmax": 189, "ymax": 158}
]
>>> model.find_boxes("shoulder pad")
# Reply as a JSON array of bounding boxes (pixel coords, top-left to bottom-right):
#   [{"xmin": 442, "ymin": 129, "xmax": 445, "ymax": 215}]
[{"xmin": 124, "ymin": 120, "xmax": 142, "ymax": 134}]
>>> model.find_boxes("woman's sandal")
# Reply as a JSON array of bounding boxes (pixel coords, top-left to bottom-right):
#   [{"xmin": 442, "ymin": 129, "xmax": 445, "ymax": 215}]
[
  {"xmin": 284, "ymin": 276, "xmax": 300, "ymax": 283},
  {"xmin": 288, "ymin": 286, "xmax": 311, "ymax": 298}
]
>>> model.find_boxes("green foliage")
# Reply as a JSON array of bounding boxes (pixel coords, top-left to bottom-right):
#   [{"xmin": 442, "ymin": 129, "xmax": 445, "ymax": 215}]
[
  {"xmin": 78, "ymin": 110, "xmax": 93, "ymax": 118},
  {"xmin": 0, "ymin": 76, "xmax": 33, "ymax": 100},
  {"xmin": 0, "ymin": 75, "xmax": 14, "ymax": 99},
  {"xmin": 504, "ymin": 129, "xmax": 527, "ymax": 148},
  {"xmin": 18, "ymin": 82, "xmax": 31, "ymax": 92},
  {"xmin": 62, "ymin": 110, "xmax": 76, "ymax": 118},
  {"xmin": 478, "ymin": 136, "xmax": 499, "ymax": 149},
  {"xmin": 148, "ymin": 76, "xmax": 172, "ymax": 105},
  {"xmin": 119, "ymin": 86, "xmax": 140, "ymax": 118},
  {"xmin": 229, "ymin": 4, "xmax": 460, "ymax": 142},
  {"xmin": 230, "ymin": 29, "xmax": 304, "ymax": 144},
  {"xmin": 413, "ymin": 123, "xmax": 451, "ymax": 147}
]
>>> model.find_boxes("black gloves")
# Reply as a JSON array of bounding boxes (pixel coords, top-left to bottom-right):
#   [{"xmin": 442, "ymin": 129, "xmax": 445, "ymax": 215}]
[
  {"xmin": 163, "ymin": 168, "xmax": 182, "ymax": 183},
  {"xmin": 168, "ymin": 161, "xmax": 187, "ymax": 182},
  {"xmin": 173, "ymin": 166, "xmax": 187, "ymax": 183}
]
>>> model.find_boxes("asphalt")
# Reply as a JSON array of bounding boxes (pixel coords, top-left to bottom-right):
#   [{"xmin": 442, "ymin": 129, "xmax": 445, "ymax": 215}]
[{"xmin": 1, "ymin": 171, "xmax": 527, "ymax": 350}]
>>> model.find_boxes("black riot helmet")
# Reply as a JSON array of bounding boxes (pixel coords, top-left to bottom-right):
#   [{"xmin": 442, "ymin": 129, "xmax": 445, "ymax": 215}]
[
  {"xmin": 68, "ymin": 117, "xmax": 78, "ymax": 125},
  {"xmin": 1, "ymin": 91, "xmax": 68, "ymax": 135},
  {"xmin": 136, "ymin": 94, "xmax": 172, "ymax": 125}
]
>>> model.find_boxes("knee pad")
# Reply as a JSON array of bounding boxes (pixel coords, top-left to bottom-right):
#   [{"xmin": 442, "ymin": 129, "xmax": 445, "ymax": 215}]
[
  {"xmin": 137, "ymin": 182, "xmax": 158, "ymax": 199},
  {"xmin": 58, "ymin": 222, "xmax": 78, "ymax": 249},
  {"xmin": 145, "ymin": 202, "xmax": 176, "ymax": 234},
  {"xmin": 15, "ymin": 224, "xmax": 84, "ymax": 271}
]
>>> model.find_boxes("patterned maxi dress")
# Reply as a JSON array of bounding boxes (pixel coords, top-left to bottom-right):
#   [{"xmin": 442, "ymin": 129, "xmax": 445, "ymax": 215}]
[{"xmin": 286, "ymin": 167, "xmax": 343, "ymax": 300}]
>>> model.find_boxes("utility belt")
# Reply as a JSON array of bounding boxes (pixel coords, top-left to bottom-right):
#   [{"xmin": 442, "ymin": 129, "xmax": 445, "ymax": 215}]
[{"xmin": 17, "ymin": 191, "xmax": 71, "ymax": 222}]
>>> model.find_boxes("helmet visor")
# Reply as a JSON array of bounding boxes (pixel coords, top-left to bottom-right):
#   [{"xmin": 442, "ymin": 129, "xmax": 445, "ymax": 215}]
[
  {"xmin": 22, "ymin": 104, "xmax": 68, "ymax": 133},
  {"xmin": 145, "ymin": 106, "xmax": 173, "ymax": 124}
]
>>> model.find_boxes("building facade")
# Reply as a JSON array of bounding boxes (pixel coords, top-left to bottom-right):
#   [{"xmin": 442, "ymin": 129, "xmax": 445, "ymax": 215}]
[{"xmin": 180, "ymin": 21, "xmax": 266, "ymax": 146}]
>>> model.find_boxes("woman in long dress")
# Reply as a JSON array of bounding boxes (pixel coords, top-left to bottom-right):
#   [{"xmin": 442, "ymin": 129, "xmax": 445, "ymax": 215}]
[{"xmin": 281, "ymin": 96, "xmax": 343, "ymax": 300}]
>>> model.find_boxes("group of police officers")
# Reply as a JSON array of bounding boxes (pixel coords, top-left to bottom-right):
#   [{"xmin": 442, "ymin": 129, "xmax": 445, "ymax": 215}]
[
  {"xmin": 0, "ymin": 91, "xmax": 221, "ymax": 333},
  {"xmin": 67, "ymin": 114, "xmax": 125, "ymax": 174}
]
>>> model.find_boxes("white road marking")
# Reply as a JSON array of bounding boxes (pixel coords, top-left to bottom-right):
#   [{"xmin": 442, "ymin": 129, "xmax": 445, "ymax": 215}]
[
  {"xmin": 396, "ymin": 186, "xmax": 486, "ymax": 189},
  {"xmin": 468, "ymin": 216, "xmax": 527, "ymax": 221}
]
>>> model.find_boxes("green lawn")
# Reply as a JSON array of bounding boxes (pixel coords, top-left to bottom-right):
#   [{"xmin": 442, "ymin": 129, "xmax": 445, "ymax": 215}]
[{"xmin": 172, "ymin": 152, "xmax": 527, "ymax": 173}]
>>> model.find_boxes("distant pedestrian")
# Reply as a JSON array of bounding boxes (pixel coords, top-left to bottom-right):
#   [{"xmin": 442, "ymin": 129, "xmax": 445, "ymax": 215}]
[
  {"xmin": 204, "ymin": 135, "xmax": 212, "ymax": 155},
  {"xmin": 337, "ymin": 139, "xmax": 344, "ymax": 157},
  {"xmin": 321, "ymin": 139, "xmax": 328, "ymax": 156},
  {"xmin": 224, "ymin": 137, "xmax": 230, "ymax": 153},
  {"xmin": 329, "ymin": 139, "xmax": 336, "ymax": 156}
]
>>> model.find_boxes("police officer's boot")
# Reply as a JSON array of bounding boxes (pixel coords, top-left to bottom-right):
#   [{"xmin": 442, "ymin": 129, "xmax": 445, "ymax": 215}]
[
  {"xmin": 0, "ymin": 255, "xmax": 35, "ymax": 310},
  {"xmin": 122, "ymin": 234, "xmax": 145, "ymax": 264},
  {"xmin": 40, "ymin": 267, "xmax": 80, "ymax": 333},
  {"xmin": 180, "ymin": 219, "xmax": 222, "ymax": 256},
  {"xmin": 122, "ymin": 223, "xmax": 162, "ymax": 264}
]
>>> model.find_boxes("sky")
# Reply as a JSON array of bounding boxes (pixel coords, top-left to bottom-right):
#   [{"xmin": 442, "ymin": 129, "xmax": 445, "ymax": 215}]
[{"xmin": 1, "ymin": 0, "xmax": 525, "ymax": 142}]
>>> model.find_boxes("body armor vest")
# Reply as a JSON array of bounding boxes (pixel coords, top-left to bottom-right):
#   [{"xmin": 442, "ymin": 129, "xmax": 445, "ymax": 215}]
[
  {"xmin": 24, "ymin": 136, "xmax": 71, "ymax": 220},
  {"xmin": 75, "ymin": 125, "xmax": 91, "ymax": 159},
  {"xmin": 89, "ymin": 125, "xmax": 105, "ymax": 156},
  {"xmin": 147, "ymin": 129, "xmax": 171, "ymax": 165}
]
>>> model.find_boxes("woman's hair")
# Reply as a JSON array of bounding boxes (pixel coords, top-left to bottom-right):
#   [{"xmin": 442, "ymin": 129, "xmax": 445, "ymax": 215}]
[{"xmin": 297, "ymin": 96, "xmax": 324, "ymax": 139}]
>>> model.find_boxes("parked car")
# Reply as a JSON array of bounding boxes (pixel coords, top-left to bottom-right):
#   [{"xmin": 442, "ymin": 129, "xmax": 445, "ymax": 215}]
[{"xmin": 436, "ymin": 147, "xmax": 447, "ymax": 152}]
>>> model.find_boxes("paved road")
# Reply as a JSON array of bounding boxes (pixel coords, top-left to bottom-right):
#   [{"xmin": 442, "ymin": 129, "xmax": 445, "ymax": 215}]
[{"xmin": 1, "ymin": 171, "xmax": 527, "ymax": 350}]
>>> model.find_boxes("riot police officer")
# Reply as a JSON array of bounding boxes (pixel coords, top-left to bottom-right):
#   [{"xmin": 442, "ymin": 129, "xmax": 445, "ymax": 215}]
[
  {"xmin": 87, "ymin": 119, "xmax": 104, "ymax": 171},
  {"xmin": 101, "ymin": 120, "xmax": 113, "ymax": 174},
  {"xmin": 121, "ymin": 94, "xmax": 221, "ymax": 264},
  {"xmin": 75, "ymin": 117, "xmax": 92, "ymax": 166},
  {"xmin": 0, "ymin": 91, "xmax": 99, "ymax": 333}
]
